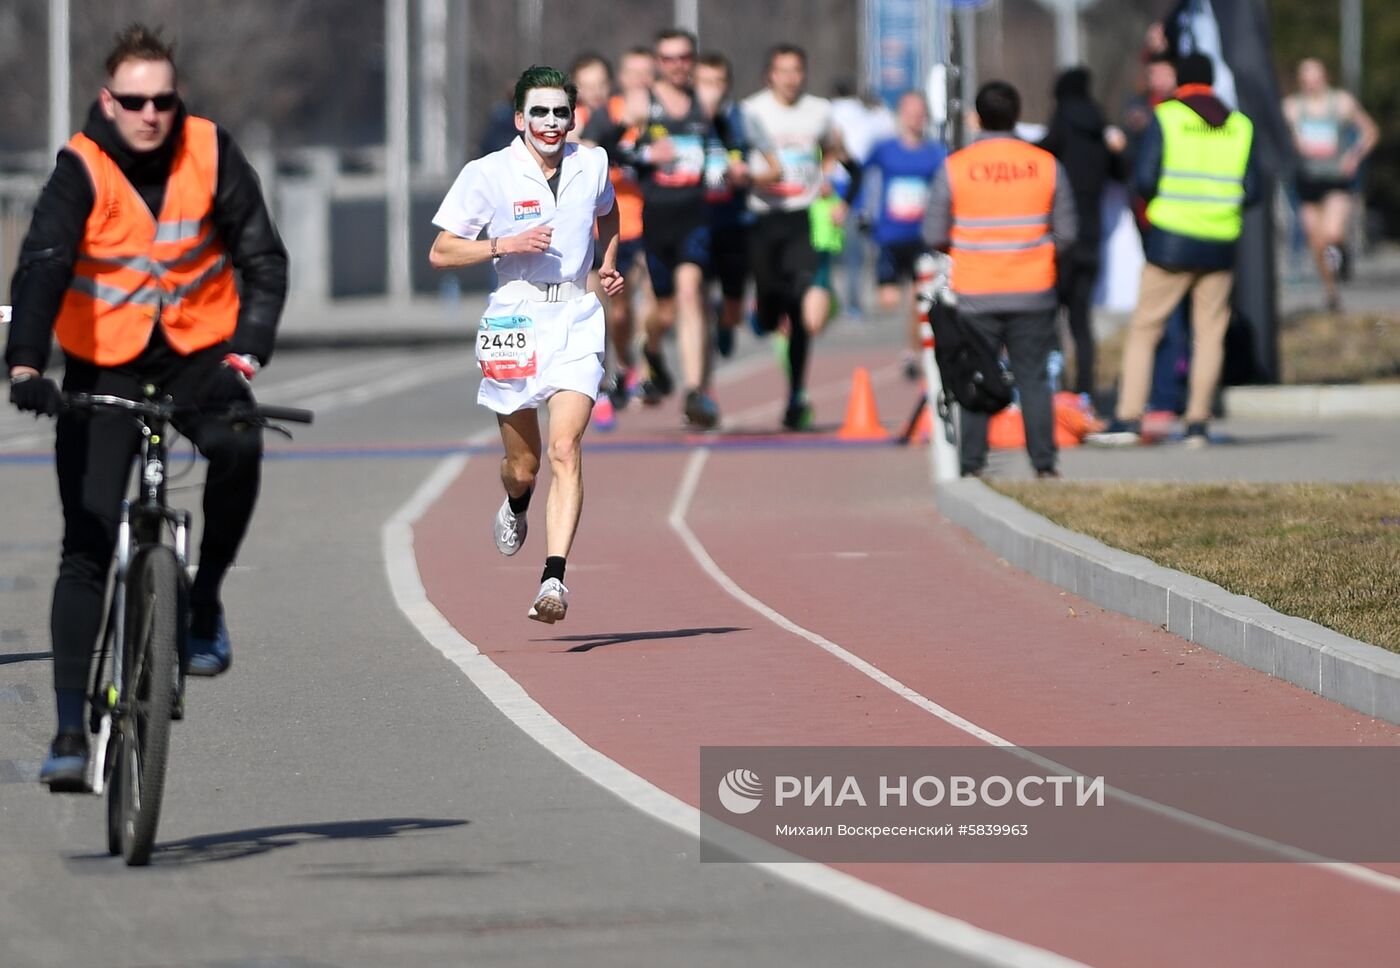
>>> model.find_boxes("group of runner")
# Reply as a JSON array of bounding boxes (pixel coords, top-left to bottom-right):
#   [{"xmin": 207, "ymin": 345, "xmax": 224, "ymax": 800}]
[
  {"xmin": 564, "ymin": 30, "xmax": 949, "ymax": 432},
  {"xmin": 430, "ymin": 33, "xmax": 950, "ymax": 622}
]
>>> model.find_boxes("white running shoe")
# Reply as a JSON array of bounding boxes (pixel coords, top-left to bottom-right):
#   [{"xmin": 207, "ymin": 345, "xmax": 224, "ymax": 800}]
[
  {"xmin": 493, "ymin": 498, "xmax": 527, "ymax": 556},
  {"xmin": 527, "ymin": 578, "xmax": 569, "ymax": 624}
]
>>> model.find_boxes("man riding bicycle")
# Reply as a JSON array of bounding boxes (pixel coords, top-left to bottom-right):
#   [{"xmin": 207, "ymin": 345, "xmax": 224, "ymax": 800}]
[{"xmin": 4, "ymin": 25, "xmax": 288, "ymax": 789}]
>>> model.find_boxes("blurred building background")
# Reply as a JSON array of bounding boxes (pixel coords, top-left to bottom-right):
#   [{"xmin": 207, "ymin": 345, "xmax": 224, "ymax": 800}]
[{"xmin": 0, "ymin": 0, "xmax": 1389, "ymax": 307}]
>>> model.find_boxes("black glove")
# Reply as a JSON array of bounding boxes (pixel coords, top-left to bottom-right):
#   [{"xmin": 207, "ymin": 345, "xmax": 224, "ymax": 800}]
[
  {"xmin": 196, "ymin": 363, "xmax": 254, "ymax": 412},
  {"xmin": 9, "ymin": 374, "xmax": 63, "ymax": 416}
]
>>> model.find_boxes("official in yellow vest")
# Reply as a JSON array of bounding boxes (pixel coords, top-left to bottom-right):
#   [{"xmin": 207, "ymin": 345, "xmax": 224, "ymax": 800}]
[
  {"xmin": 4, "ymin": 25, "xmax": 288, "ymax": 787},
  {"xmin": 923, "ymin": 81, "xmax": 1078, "ymax": 479},
  {"xmin": 1091, "ymin": 54, "xmax": 1258, "ymax": 448}
]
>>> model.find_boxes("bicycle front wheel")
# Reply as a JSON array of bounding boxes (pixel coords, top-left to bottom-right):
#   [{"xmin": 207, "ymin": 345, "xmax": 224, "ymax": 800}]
[{"xmin": 115, "ymin": 545, "xmax": 181, "ymax": 866}]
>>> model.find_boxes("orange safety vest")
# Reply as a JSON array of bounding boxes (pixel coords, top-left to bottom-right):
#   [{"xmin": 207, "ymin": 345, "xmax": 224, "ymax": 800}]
[
  {"xmin": 54, "ymin": 115, "xmax": 239, "ymax": 366},
  {"xmin": 579, "ymin": 97, "xmax": 645, "ymax": 243},
  {"xmin": 945, "ymin": 138, "xmax": 1058, "ymax": 296},
  {"xmin": 604, "ymin": 96, "xmax": 644, "ymax": 242}
]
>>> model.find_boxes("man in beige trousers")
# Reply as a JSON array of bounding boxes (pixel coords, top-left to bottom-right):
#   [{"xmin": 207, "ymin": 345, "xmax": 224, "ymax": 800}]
[{"xmin": 1090, "ymin": 54, "xmax": 1259, "ymax": 448}]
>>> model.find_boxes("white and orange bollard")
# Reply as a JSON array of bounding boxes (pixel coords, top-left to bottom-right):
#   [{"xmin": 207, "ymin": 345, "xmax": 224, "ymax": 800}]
[{"xmin": 913, "ymin": 254, "xmax": 960, "ymax": 483}]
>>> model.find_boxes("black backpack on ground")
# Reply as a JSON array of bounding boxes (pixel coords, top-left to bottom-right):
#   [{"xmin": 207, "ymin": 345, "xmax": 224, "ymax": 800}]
[{"xmin": 929, "ymin": 295, "xmax": 1015, "ymax": 415}]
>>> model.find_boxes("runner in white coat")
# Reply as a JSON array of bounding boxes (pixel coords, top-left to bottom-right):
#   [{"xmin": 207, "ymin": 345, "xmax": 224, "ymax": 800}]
[{"xmin": 431, "ymin": 65, "xmax": 623, "ymax": 623}]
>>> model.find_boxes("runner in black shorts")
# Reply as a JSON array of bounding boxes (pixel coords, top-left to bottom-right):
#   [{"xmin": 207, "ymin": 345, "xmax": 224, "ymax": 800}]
[
  {"xmin": 624, "ymin": 29, "xmax": 741, "ymax": 429},
  {"xmin": 743, "ymin": 44, "xmax": 849, "ymax": 431},
  {"xmin": 695, "ymin": 52, "xmax": 751, "ymax": 359},
  {"xmin": 864, "ymin": 90, "xmax": 945, "ymax": 378}
]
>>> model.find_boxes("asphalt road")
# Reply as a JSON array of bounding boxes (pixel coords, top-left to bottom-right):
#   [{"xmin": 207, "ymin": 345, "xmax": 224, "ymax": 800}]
[{"xmin": 0, "ymin": 343, "xmax": 976, "ymax": 968}]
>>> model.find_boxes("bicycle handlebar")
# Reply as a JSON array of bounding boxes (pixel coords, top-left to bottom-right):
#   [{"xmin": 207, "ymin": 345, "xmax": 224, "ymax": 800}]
[
  {"xmin": 64, "ymin": 393, "xmax": 314, "ymax": 425},
  {"xmin": 243, "ymin": 403, "xmax": 315, "ymax": 424}
]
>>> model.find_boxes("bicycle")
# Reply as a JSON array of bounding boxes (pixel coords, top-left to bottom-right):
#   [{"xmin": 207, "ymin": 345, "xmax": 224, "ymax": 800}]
[{"xmin": 61, "ymin": 390, "xmax": 312, "ymax": 866}]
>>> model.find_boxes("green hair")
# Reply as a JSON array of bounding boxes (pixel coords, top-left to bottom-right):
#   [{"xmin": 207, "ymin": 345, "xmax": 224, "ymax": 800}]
[{"xmin": 513, "ymin": 65, "xmax": 577, "ymax": 114}]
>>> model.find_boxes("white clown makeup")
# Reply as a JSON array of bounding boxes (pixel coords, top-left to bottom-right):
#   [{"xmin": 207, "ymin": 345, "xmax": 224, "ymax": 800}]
[{"xmin": 518, "ymin": 88, "xmax": 574, "ymax": 159}]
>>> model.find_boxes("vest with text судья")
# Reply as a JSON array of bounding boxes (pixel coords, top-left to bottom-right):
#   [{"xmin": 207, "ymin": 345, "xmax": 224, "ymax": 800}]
[
  {"xmin": 54, "ymin": 115, "xmax": 238, "ymax": 367},
  {"xmin": 946, "ymin": 138, "xmax": 1058, "ymax": 297},
  {"xmin": 1146, "ymin": 99, "xmax": 1253, "ymax": 243}
]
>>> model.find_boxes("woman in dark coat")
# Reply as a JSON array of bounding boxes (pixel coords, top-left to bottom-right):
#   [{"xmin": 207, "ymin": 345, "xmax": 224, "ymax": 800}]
[{"xmin": 1039, "ymin": 67, "xmax": 1127, "ymax": 398}]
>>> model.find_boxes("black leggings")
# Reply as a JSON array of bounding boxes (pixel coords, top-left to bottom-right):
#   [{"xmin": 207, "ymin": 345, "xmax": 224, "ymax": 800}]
[
  {"xmin": 1059, "ymin": 255, "xmax": 1099, "ymax": 396},
  {"xmin": 51, "ymin": 352, "xmax": 262, "ymax": 691},
  {"xmin": 750, "ymin": 210, "xmax": 818, "ymax": 400}
]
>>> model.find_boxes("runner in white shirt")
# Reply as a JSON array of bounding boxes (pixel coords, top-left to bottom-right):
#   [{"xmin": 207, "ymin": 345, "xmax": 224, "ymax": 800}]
[
  {"xmin": 430, "ymin": 66, "xmax": 623, "ymax": 623},
  {"xmin": 743, "ymin": 44, "xmax": 850, "ymax": 430}
]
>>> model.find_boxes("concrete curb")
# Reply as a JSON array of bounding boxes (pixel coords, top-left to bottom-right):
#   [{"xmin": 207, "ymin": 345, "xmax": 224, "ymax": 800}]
[
  {"xmin": 935, "ymin": 478, "xmax": 1400, "ymax": 726},
  {"xmin": 1224, "ymin": 383, "xmax": 1400, "ymax": 418}
]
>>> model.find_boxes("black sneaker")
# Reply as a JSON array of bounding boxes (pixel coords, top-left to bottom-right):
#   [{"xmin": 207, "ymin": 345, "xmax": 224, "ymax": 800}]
[
  {"xmin": 643, "ymin": 347, "xmax": 674, "ymax": 398},
  {"xmin": 716, "ymin": 324, "xmax": 735, "ymax": 359},
  {"xmin": 902, "ymin": 354, "xmax": 921, "ymax": 382},
  {"xmin": 1035, "ymin": 467, "xmax": 1062, "ymax": 479},
  {"xmin": 683, "ymin": 390, "xmax": 721, "ymax": 430},
  {"xmin": 781, "ymin": 395, "xmax": 813, "ymax": 432},
  {"xmin": 39, "ymin": 730, "xmax": 89, "ymax": 792},
  {"xmin": 606, "ymin": 369, "xmax": 635, "ymax": 411},
  {"xmin": 1085, "ymin": 418, "xmax": 1141, "ymax": 447},
  {"xmin": 1182, "ymin": 422, "xmax": 1210, "ymax": 448}
]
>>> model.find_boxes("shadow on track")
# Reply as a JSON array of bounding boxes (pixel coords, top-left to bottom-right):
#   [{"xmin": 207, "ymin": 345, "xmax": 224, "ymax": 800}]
[
  {"xmin": 538, "ymin": 626, "xmax": 748, "ymax": 653},
  {"xmin": 0, "ymin": 651, "xmax": 52, "ymax": 666},
  {"xmin": 71, "ymin": 817, "xmax": 469, "ymax": 866}
]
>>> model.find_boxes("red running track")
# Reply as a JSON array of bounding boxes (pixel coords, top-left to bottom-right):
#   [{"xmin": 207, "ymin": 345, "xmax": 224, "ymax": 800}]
[{"xmin": 414, "ymin": 348, "xmax": 1400, "ymax": 967}]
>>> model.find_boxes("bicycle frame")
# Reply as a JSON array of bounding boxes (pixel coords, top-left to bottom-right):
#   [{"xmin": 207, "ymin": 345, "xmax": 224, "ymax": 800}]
[{"xmin": 87, "ymin": 399, "xmax": 191, "ymax": 796}]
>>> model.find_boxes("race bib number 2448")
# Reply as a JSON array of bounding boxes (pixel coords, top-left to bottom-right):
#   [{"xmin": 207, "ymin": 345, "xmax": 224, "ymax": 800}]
[{"xmin": 477, "ymin": 314, "xmax": 537, "ymax": 380}]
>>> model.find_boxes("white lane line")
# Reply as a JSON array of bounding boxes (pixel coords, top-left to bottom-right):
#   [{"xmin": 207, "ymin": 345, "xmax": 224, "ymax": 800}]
[
  {"xmin": 670, "ymin": 448, "xmax": 1400, "ymax": 895},
  {"xmin": 381, "ymin": 445, "xmax": 1089, "ymax": 968}
]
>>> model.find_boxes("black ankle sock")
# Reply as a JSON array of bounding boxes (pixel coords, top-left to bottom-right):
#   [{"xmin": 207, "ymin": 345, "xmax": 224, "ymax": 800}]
[
  {"xmin": 190, "ymin": 602, "xmax": 223, "ymax": 639},
  {"xmin": 542, "ymin": 556, "xmax": 566, "ymax": 583},
  {"xmin": 56, "ymin": 688, "xmax": 86, "ymax": 733},
  {"xmin": 508, "ymin": 487, "xmax": 533, "ymax": 515}
]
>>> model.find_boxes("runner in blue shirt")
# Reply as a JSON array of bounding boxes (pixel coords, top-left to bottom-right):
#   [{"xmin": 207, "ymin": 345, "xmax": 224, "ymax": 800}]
[{"xmin": 863, "ymin": 91, "xmax": 946, "ymax": 379}]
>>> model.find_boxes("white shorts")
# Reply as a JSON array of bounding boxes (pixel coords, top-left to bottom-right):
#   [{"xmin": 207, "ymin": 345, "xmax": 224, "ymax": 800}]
[{"xmin": 476, "ymin": 291, "xmax": 606, "ymax": 415}]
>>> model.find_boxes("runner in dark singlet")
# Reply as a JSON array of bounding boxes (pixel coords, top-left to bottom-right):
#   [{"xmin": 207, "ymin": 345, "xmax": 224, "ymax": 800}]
[{"xmin": 624, "ymin": 29, "xmax": 740, "ymax": 429}]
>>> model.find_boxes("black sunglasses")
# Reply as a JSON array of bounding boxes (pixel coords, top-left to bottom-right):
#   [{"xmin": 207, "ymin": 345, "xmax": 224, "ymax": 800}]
[
  {"xmin": 107, "ymin": 90, "xmax": 179, "ymax": 112},
  {"xmin": 527, "ymin": 105, "xmax": 572, "ymax": 119}
]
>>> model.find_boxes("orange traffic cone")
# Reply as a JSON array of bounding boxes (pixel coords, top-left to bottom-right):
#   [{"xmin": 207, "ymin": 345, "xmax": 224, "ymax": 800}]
[{"xmin": 837, "ymin": 367, "xmax": 887, "ymax": 440}]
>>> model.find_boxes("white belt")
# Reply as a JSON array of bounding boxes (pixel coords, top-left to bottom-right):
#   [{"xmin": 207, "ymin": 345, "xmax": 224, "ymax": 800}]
[{"xmin": 497, "ymin": 279, "xmax": 584, "ymax": 303}]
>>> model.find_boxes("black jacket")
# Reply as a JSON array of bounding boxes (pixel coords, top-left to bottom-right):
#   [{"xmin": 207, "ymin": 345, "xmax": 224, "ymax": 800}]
[
  {"xmin": 1038, "ymin": 80, "xmax": 1126, "ymax": 256},
  {"xmin": 4, "ymin": 102, "xmax": 288, "ymax": 372},
  {"xmin": 1133, "ymin": 89, "xmax": 1261, "ymax": 273}
]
